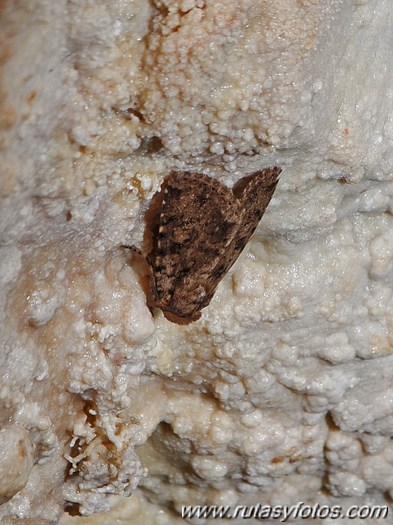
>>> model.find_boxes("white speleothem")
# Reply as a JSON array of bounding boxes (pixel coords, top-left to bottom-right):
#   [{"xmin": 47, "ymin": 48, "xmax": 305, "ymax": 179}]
[{"xmin": 1, "ymin": 1, "xmax": 393, "ymax": 524}]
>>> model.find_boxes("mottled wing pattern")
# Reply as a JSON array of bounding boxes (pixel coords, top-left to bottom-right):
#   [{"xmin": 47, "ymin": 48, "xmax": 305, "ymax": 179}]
[
  {"xmin": 188, "ymin": 167, "xmax": 281, "ymax": 315},
  {"xmin": 147, "ymin": 167, "xmax": 281, "ymax": 324},
  {"xmin": 149, "ymin": 172, "xmax": 243, "ymax": 323},
  {"xmin": 226, "ymin": 166, "xmax": 281, "ymax": 271}
]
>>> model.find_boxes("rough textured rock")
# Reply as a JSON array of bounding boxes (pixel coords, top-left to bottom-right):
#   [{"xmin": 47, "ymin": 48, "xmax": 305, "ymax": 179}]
[{"xmin": 1, "ymin": 0, "xmax": 393, "ymax": 524}]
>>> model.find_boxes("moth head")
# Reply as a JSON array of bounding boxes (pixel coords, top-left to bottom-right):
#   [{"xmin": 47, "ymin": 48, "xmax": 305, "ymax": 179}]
[{"xmin": 163, "ymin": 309, "xmax": 201, "ymax": 325}]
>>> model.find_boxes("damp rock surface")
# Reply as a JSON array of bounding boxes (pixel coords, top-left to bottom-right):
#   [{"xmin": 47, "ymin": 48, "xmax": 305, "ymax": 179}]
[{"xmin": 1, "ymin": 1, "xmax": 393, "ymax": 524}]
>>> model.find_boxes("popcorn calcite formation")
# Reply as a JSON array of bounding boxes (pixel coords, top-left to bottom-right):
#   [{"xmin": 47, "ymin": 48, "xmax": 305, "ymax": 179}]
[{"xmin": 1, "ymin": 1, "xmax": 393, "ymax": 524}]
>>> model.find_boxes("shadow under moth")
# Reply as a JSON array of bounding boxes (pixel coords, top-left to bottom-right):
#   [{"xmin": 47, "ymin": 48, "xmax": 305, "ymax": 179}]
[{"xmin": 131, "ymin": 167, "xmax": 281, "ymax": 324}]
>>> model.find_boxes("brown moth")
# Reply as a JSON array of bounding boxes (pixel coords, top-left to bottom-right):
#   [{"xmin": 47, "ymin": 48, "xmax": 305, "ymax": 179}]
[{"xmin": 134, "ymin": 167, "xmax": 281, "ymax": 324}]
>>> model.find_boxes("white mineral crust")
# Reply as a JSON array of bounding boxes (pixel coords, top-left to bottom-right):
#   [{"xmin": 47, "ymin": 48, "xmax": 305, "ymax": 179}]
[{"xmin": 1, "ymin": 0, "xmax": 393, "ymax": 524}]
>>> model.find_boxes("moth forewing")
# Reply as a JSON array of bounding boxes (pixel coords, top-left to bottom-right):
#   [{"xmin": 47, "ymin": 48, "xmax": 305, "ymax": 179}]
[{"xmin": 135, "ymin": 168, "xmax": 281, "ymax": 324}]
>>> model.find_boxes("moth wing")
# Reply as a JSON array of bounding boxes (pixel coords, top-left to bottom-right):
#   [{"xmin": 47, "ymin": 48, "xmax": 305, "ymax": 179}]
[
  {"xmin": 195, "ymin": 166, "xmax": 281, "ymax": 311},
  {"xmin": 151, "ymin": 172, "xmax": 242, "ymax": 319},
  {"xmin": 224, "ymin": 166, "xmax": 281, "ymax": 271}
]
